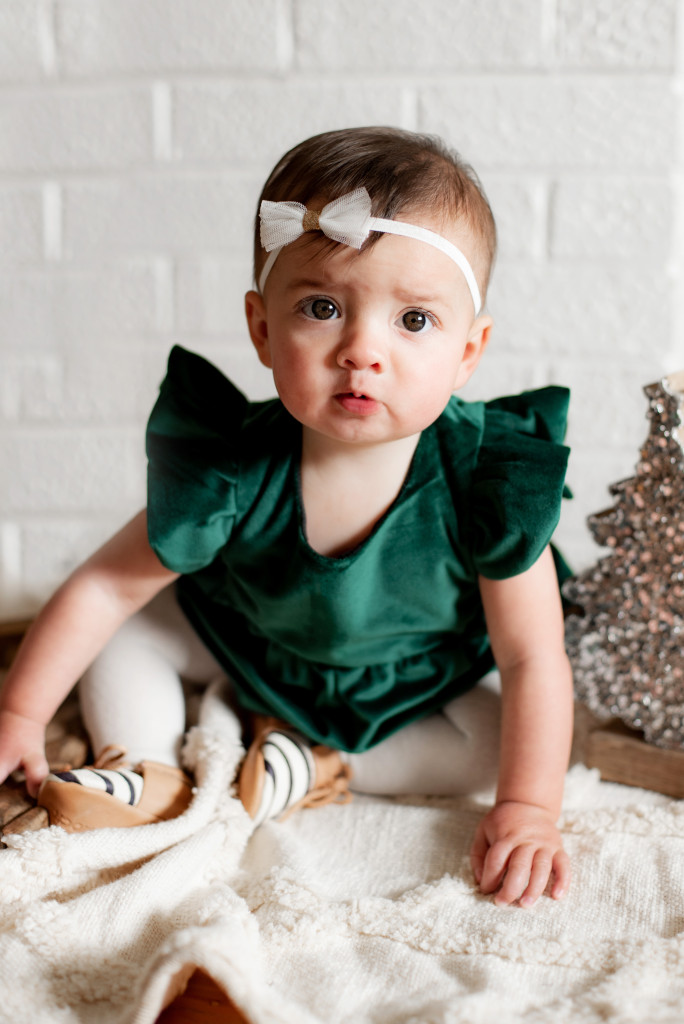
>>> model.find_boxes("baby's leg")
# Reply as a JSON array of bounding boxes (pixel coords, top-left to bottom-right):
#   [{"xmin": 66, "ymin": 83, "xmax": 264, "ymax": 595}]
[
  {"xmin": 39, "ymin": 585, "xmax": 229, "ymax": 830},
  {"xmin": 79, "ymin": 584, "xmax": 225, "ymax": 767},
  {"xmin": 346, "ymin": 672, "xmax": 501, "ymax": 797}
]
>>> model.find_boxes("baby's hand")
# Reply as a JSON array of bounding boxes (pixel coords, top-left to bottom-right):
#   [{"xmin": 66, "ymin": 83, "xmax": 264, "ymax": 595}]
[
  {"xmin": 470, "ymin": 800, "xmax": 570, "ymax": 908},
  {"xmin": 0, "ymin": 708, "xmax": 49, "ymax": 798}
]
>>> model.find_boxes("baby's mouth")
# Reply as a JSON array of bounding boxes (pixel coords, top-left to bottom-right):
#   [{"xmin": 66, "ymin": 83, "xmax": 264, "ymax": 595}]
[{"xmin": 334, "ymin": 392, "xmax": 380, "ymax": 414}]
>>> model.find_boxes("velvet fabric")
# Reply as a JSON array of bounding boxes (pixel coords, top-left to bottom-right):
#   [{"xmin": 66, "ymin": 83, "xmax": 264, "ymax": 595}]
[{"xmin": 146, "ymin": 347, "xmax": 570, "ymax": 753}]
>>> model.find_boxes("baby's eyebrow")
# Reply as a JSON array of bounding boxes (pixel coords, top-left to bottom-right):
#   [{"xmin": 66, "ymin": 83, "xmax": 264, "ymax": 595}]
[
  {"xmin": 285, "ymin": 277, "xmax": 330, "ymax": 292},
  {"xmin": 393, "ymin": 291, "xmax": 446, "ymax": 306}
]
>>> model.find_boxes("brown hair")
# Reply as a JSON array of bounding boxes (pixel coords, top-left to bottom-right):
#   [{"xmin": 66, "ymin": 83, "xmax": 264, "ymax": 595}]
[{"xmin": 253, "ymin": 126, "xmax": 497, "ymax": 301}]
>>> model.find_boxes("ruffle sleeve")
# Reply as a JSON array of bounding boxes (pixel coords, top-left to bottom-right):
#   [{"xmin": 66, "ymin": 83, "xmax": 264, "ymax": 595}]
[
  {"xmin": 146, "ymin": 346, "xmax": 248, "ymax": 574},
  {"xmin": 470, "ymin": 386, "xmax": 570, "ymax": 580}
]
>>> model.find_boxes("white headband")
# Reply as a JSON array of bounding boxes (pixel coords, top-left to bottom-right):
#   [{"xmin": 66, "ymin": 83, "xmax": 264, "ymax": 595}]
[{"xmin": 257, "ymin": 187, "xmax": 482, "ymax": 314}]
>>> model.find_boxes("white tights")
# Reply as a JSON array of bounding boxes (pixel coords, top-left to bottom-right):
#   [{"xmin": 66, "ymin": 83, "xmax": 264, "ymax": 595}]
[{"xmin": 79, "ymin": 586, "xmax": 501, "ymax": 798}]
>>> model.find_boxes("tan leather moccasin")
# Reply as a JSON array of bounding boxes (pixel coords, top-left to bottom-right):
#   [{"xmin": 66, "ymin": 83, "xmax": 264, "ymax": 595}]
[{"xmin": 37, "ymin": 746, "xmax": 194, "ymax": 832}]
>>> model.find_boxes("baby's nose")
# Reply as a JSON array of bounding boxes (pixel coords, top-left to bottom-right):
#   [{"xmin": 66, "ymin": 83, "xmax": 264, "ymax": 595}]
[{"xmin": 336, "ymin": 324, "xmax": 385, "ymax": 371}]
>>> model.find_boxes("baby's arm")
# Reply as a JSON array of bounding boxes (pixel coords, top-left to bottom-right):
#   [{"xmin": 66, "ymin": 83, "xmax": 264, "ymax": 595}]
[
  {"xmin": 470, "ymin": 546, "xmax": 573, "ymax": 907},
  {"xmin": 0, "ymin": 510, "xmax": 178, "ymax": 795}
]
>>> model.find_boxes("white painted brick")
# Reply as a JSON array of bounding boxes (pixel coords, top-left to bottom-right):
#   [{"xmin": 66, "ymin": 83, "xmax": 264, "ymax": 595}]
[
  {"xmin": 0, "ymin": 263, "xmax": 158, "ymax": 349},
  {"xmin": 481, "ymin": 177, "xmax": 546, "ymax": 262},
  {"xmin": 0, "ymin": 1, "xmax": 46, "ymax": 82},
  {"xmin": 0, "ymin": 429, "xmax": 143, "ymax": 513},
  {"xmin": 0, "ymin": 274, "xmax": 62, "ymax": 350},
  {"xmin": 294, "ymin": 0, "xmax": 544, "ymax": 70},
  {"xmin": 554, "ymin": 524, "xmax": 606, "ymax": 577},
  {"xmin": 172, "ymin": 82, "xmax": 406, "ymax": 167},
  {"xmin": 487, "ymin": 263, "xmax": 670, "ymax": 358},
  {"xmin": 0, "ymin": 353, "xmax": 63, "ymax": 419},
  {"xmin": 0, "ymin": 186, "xmax": 43, "ymax": 264},
  {"xmin": 419, "ymin": 78, "xmax": 676, "ymax": 170},
  {"xmin": 59, "ymin": 346, "xmax": 168, "ymax": 423},
  {"xmin": 550, "ymin": 178, "xmax": 673, "ymax": 259},
  {"xmin": 0, "ymin": 86, "xmax": 153, "ymax": 173},
  {"xmin": 62, "ymin": 175, "xmax": 258, "ymax": 259},
  {"xmin": 56, "ymin": 0, "xmax": 285, "ymax": 77},
  {"xmin": 176, "ymin": 258, "xmax": 253, "ymax": 336},
  {"xmin": 549, "ymin": 357, "xmax": 660, "ymax": 451},
  {"xmin": 0, "ymin": 347, "xmax": 168, "ymax": 425},
  {"xmin": 33, "ymin": 341, "xmax": 274, "ymax": 424},
  {"xmin": 457, "ymin": 352, "xmax": 548, "ymax": 403},
  {"xmin": 555, "ymin": 0, "xmax": 677, "ymax": 69},
  {"xmin": 0, "ymin": 520, "xmax": 40, "ymax": 618},
  {"xmin": 21, "ymin": 518, "xmax": 126, "ymax": 596}
]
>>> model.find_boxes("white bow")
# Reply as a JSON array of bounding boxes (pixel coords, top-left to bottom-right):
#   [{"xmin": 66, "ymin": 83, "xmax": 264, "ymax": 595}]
[{"xmin": 259, "ymin": 187, "xmax": 373, "ymax": 252}]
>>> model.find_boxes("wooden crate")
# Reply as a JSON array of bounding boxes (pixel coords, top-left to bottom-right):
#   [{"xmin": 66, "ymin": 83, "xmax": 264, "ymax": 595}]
[
  {"xmin": 585, "ymin": 718, "xmax": 684, "ymax": 798},
  {"xmin": 157, "ymin": 970, "xmax": 251, "ymax": 1024}
]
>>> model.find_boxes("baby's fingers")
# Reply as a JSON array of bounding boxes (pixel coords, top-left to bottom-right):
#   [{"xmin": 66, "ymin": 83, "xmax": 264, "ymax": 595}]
[
  {"xmin": 492, "ymin": 845, "xmax": 537, "ymax": 906},
  {"xmin": 22, "ymin": 750, "xmax": 50, "ymax": 798},
  {"xmin": 478, "ymin": 840, "xmax": 514, "ymax": 897},
  {"xmin": 504, "ymin": 847, "xmax": 571, "ymax": 908},
  {"xmin": 518, "ymin": 851, "xmax": 554, "ymax": 908},
  {"xmin": 550, "ymin": 848, "xmax": 572, "ymax": 901},
  {"xmin": 469, "ymin": 824, "xmax": 490, "ymax": 886}
]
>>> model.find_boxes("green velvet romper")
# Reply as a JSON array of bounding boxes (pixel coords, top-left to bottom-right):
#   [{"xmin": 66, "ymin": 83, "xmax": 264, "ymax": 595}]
[{"xmin": 146, "ymin": 347, "xmax": 571, "ymax": 753}]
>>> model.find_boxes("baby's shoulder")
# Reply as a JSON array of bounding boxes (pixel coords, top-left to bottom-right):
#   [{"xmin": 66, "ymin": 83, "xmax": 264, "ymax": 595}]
[
  {"xmin": 154, "ymin": 346, "xmax": 292, "ymax": 448},
  {"xmin": 439, "ymin": 385, "xmax": 570, "ymax": 453},
  {"xmin": 430, "ymin": 385, "xmax": 571, "ymax": 521},
  {"xmin": 445, "ymin": 387, "xmax": 571, "ymax": 581},
  {"xmin": 160, "ymin": 346, "xmax": 249, "ymax": 437}
]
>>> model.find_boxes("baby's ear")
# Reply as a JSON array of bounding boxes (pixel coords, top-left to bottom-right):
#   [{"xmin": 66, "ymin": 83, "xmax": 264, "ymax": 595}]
[
  {"xmin": 453, "ymin": 314, "xmax": 493, "ymax": 390},
  {"xmin": 244, "ymin": 290, "xmax": 272, "ymax": 368}
]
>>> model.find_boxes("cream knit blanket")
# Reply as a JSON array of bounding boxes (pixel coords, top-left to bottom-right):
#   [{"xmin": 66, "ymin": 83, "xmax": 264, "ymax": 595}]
[{"xmin": 1, "ymin": 685, "xmax": 683, "ymax": 1024}]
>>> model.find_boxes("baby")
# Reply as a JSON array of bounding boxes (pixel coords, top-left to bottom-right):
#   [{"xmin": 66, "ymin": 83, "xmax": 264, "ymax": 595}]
[{"xmin": 0, "ymin": 127, "xmax": 573, "ymax": 908}]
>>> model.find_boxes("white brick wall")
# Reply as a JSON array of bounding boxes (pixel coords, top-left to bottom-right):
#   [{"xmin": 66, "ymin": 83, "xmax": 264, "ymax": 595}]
[
  {"xmin": 0, "ymin": 0, "xmax": 682, "ymax": 615},
  {"xmin": 0, "ymin": 2, "xmax": 51, "ymax": 84}
]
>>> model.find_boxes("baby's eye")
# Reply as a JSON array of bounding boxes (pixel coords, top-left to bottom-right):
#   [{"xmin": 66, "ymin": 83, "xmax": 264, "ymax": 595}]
[
  {"xmin": 301, "ymin": 298, "xmax": 339, "ymax": 320},
  {"xmin": 400, "ymin": 310, "xmax": 434, "ymax": 333}
]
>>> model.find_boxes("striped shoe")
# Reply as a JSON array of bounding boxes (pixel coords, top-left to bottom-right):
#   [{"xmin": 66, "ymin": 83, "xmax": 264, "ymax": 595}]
[
  {"xmin": 238, "ymin": 716, "xmax": 352, "ymax": 827},
  {"xmin": 37, "ymin": 745, "xmax": 194, "ymax": 832}
]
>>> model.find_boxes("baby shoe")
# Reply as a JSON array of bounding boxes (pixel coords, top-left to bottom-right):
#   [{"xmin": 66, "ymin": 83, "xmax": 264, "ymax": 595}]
[
  {"xmin": 37, "ymin": 745, "xmax": 194, "ymax": 832},
  {"xmin": 238, "ymin": 715, "xmax": 352, "ymax": 826}
]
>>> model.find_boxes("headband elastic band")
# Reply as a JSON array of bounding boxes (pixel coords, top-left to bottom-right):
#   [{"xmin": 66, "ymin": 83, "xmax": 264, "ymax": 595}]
[{"xmin": 257, "ymin": 187, "xmax": 481, "ymax": 314}]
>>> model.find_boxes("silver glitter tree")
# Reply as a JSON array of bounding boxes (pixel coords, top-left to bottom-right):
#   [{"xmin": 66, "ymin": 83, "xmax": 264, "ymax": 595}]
[{"xmin": 564, "ymin": 371, "xmax": 684, "ymax": 749}]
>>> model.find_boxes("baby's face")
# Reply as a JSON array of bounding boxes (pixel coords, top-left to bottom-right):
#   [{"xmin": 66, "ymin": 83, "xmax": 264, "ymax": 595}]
[{"xmin": 245, "ymin": 212, "xmax": 492, "ymax": 453}]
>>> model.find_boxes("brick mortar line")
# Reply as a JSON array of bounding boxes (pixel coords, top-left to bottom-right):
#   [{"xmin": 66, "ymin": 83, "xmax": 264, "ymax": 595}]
[
  {"xmin": 37, "ymin": 0, "xmax": 57, "ymax": 78},
  {"xmin": 42, "ymin": 181, "xmax": 61, "ymax": 261},
  {"xmin": 0, "ymin": 424, "xmax": 145, "ymax": 437},
  {"xmin": 276, "ymin": 0, "xmax": 295, "ymax": 71},
  {"xmin": 540, "ymin": 0, "xmax": 558, "ymax": 67},
  {"xmin": 0, "ymin": 68, "xmax": 677, "ymax": 95},
  {"xmin": 0, "ymin": 168, "xmax": 675, "ymax": 188},
  {"xmin": 0, "ymin": 167, "xmax": 265, "ymax": 184},
  {"xmin": 6, "ymin": 512, "xmax": 136, "ymax": 524},
  {"xmin": 0, "ymin": 173, "xmax": 674, "ymax": 192},
  {"xmin": 152, "ymin": 81, "xmax": 173, "ymax": 162}
]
